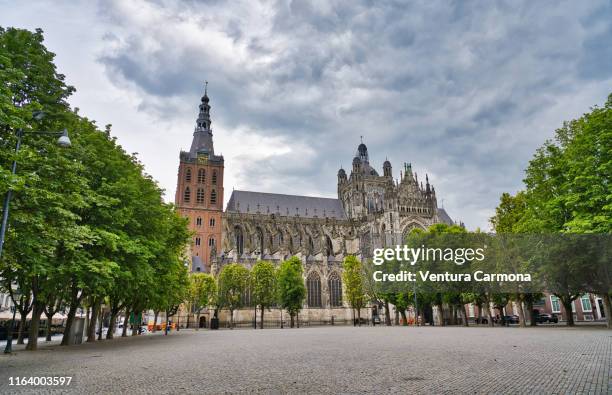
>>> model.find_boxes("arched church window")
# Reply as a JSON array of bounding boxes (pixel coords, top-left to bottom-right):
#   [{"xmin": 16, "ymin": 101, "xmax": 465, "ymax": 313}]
[
  {"xmin": 198, "ymin": 169, "xmax": 206, "ymax": 183},
  {"xmin": 307, "ymin": 236, "xmax": 314, "ymax": 255},
  {"xmin": 235, "ymin": 226, "xmax": 244, "ymax": 255},
  {"xmin": 212, "ymin": 170, "xmax": 217, "ymax": 185},
  {"xmin": 196, "ymin": 217, "xmax": 202, "ymax": 226},
  {"xmin": 210, "ymin": 189, "xmax": 217, "ymax": 205},
  {"xmin": 328, "ymin": 272, "xmax": 342, "ymax": 307},
  {"xmin": 184, "ymin": 187, "xmax": 191, "ymax": 202},
  {"xmin": 196, "ymin": 188, "xmax": 205, "ymax": 204},
  {"xmin": 307, "ymin": 272, "xmax": 322, "ymax": 308},
  {"xmin": 185, "ymin": 168, "xmax": 192, "ymax": 182},
  {"xmin": 325, "ymin": 236, "xmax": 333, "ymax": 257}
]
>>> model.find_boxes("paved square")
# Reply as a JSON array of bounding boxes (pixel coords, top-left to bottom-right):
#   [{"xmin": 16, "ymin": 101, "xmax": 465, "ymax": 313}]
[{"xmin": 1, "ymin": 326, "xmax": 610, "ymax": 393}]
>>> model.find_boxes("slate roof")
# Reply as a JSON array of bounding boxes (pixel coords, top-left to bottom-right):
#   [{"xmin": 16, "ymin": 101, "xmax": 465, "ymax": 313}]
[
  {"xmin": 226, "ymin": 190, "xmax": 347, "ymax": 220},
  {"xmin": 437, "ymin": 208, "xmax": 454, "ymax": 225}
]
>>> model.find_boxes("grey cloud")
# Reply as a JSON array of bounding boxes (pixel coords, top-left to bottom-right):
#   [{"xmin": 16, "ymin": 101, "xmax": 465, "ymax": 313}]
[{"xmin": 38, "ymin": 0, "xmax": 612, "ymax": 230}]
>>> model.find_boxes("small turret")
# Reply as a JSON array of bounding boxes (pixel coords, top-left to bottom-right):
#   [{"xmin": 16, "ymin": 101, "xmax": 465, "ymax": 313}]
[
  {"xmin": 383, "ymin": 158, "xmax": 392, "ymax": 178},
  {"xmin": 338, "ymin": 167, "xmax": 347, "ymax": 183}
]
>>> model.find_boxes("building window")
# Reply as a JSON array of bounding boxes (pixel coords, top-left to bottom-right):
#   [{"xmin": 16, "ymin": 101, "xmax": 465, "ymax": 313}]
[
  {"xmin": 208, "ymin": 237, "xmax": 215, "ymax": 247},
  {"xmin": 195, "ymin": 237, "xmax": 201, "ymax": 246},
  {"xmin": 185, "ymin": 168, "xmax": 192, "ymax": 182},
  {"xmin": 196, "ymin": 217, "xmax": 202, "ymax": 226},
  {"xmin": 197, "ymin": 169, "xmax": 206, "ymax": 183},
  {"xmin": 307, "ymin": 272, "xmax": 322, "ymax": 308},
  {"xmin": 184, "ymin": 187, "xmax": 191, "ymax": 202},
  {"xmin": 581, "ymin": 295, "xmax": 592, "ymax": 312},
  {"xmin": 212, "ymin": 170, "xmax": 217, "ymax": 185},
  {"xmin": 196, "ymin": 188, "xmax": 205, "ymax": 204},
  {"xmin": 235, "ymin": 226, "xmax": 244, "ymax": 255},
  {"xmin": 550, "ymin": 295, "xmax": 561, "ymax": 313},
  {"xmin": 328, "ymin": 272, "xmax": 342, "ymax": 307},
  {"xmin": 210, "ymin": 189, "xmax": 217, "ymax": 205},
  {"xmin": 209, "ymin": 218, "xmax": 215, "ymax": 227}
]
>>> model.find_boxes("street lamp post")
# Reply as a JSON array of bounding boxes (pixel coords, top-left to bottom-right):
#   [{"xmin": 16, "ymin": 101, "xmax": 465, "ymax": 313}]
[
  {"xmin": 4, "ymin": 304, "xmax": 17, "ymax": 354},
  {"xmin": 0, "ymin": 127, "xmax": 71, "ymax": 259},
  {"xmin": 0, "ymin": 121, "xmax": 71, "ymax": 354}
]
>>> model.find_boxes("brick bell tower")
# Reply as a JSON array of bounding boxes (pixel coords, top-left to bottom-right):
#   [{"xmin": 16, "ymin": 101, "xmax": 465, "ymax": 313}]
[{"xmin": 175, "ymin": 82, "xmax": 224, "ymax": 273}]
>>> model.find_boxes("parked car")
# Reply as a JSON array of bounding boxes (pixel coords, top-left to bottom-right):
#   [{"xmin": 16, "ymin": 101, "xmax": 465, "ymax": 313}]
[
  {"xmin": 474, "ymin": 317, "xmax": 489, "ymax": 324},
  {"xmin": 502, "ymin": 315, "xmax": 519, "ymax": 325},
  {"xmin": 535, "ymin": 313, "xmax": 558, "ymax": 324},
  {"xmin": 372, "ymin": 316, "xmax": 381, "ymax": 325}
]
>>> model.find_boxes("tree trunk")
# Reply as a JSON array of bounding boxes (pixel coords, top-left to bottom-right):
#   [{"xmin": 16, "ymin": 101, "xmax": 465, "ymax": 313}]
[
  {"xmin": 45, "ymin": 312, "xmax": 53, "ymax": 341},
  {"xmin": 61, "ymin": 290, "xmax": 79, "ymax": 346},
  {"xmin": 436, "ymin": 302, "xmax": 444, "ymax": 326},
  {"xmin": 25, "ymin": 302, "xmax": 45, "ymax": 350},
  {"xmin": 560, "ymin": 297, "xmax": 575, "ymax": 327},
  {"xmin": 352, "ymin": 308, "xmax": 356, "ymax": 326},
  {"xmin": 357, "ymin": 308, "xmax": 362, "ymax": 327},
  {"xmin": 484, "ymin": 303, "xmax": 494, "ymax": 327},
  {"xmin": 598, "ymin": 293, "xmax": 611, "ymax": 329},
  {"xmin": 460, "ymin": 305, "xmax": 469, "ymax": 327},
  {"xmin": 16, "ymin": 313, "xmax": 26, "ymax": 345},
  {"xmin": 384, "ymin": 301, "xmax": 391, "ymax": 326},
  {"xmin": 97, "ymin": 310, "xmax": 104, "ymax": 341},
  {"xmin": 196, "ymin": 311, "xmax": 201, "ymax": 331},
  {"xmin": 399, "ymin": 309, "xmax": 407, "ymax": 326},
  {"xmin": 260, "ymin": 306, "xmax": 264, "ymax": 329},
  {"xmin": 515, "ymin": 295, "xmax": 526, "ymax": 328},
  {"xmin": 290, "ymin": 313, "xmax": 295, "ymax": 328},
  {"xmin": 107, "ymin": 309, "xmax": 118, "ymax": 340},
  {"xmin": 122, "ymin": 309, "xmax": 129, "ymax": 337},
  {"xmin": 526, "ymin": 299, "xmax": 536, "ymax": 327},
  {"xmin": 394, "ymin": 307, "xmax": 399, "ymax": 326},
  {"xmin": 152, "ymin": 310, "xmax": 159, "ymax": 332},
  {"xmin": 230, "ymin": 309, "xmax": 234, "ymax": 329},
  {"xmin": 87, "ymin": 299, "xmax": 100, "ymax": 342}
]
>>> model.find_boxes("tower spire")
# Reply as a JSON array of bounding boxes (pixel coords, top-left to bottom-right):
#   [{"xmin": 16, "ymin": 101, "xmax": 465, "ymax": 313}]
[{"xmin": 189, "ymin": 82, "xmax": 215, "ymax": 158}]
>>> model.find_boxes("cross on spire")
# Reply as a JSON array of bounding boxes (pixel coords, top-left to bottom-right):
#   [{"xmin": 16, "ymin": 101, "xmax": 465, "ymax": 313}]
[{"xmin": 205, "ymin": 81, "xmax": 208, "ymax": 95}]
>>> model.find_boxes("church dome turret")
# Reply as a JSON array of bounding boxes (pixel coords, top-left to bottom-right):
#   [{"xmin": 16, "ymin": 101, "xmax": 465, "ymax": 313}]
[{"xmin": 383, "ymin": 158, "xmax": 392, "ymax": 177}]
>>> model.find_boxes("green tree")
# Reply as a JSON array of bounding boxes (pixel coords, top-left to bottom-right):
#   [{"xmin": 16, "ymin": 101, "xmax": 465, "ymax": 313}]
[
  {"xmin": 277, "ymin": 257, "xmax": 305, "ymax": 328},
  {"xmin": 218, "ymin": 263, "xmax": 250, "ymax": 328},
  {"xmin": 507, "ymin": 95, "xmax": 612, "ymax": 327},
  {"xmin": 251, "ymin": 260, "xmax": 277, "ymax": 329},
  {"xmin": 342, "ymin": 255, "xmax": 366, "ymax": 326},
  {"xmin": 190, "ymin": 273, "xmax": 217, "ymax": 330}
]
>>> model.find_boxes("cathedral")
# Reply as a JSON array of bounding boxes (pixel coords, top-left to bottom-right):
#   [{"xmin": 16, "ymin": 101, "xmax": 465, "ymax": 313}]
[{"xmin": 175, "ymin": 86, "xmax": 454, "ymax": 323}]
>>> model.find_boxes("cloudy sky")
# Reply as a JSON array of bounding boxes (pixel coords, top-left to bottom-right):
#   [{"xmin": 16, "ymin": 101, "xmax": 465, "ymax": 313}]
[{"xmin": 2, "ymin": 0, "xmax": 611, "ymax": 230}]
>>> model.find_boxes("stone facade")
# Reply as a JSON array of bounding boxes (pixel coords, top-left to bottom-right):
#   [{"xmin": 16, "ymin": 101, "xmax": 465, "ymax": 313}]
[{"xmin": 176, "ymin": 88, "xmax": 454, "ymax": 322}]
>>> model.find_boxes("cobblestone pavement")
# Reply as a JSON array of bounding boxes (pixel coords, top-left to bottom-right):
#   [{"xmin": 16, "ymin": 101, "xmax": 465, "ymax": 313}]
[{"xmin": 0, "ymin": 326, "xmax": 610, "ymax": 394}]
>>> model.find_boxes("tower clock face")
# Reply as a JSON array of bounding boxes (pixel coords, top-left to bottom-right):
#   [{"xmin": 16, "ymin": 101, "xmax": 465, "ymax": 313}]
[{"xmin": 197, "ymin": 154, "xmax": 208, "ymax": 164}]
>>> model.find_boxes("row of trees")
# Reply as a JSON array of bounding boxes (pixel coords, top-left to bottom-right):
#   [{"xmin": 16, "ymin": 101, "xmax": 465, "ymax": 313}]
[
  {"xmin": 186, "ymin": 255, "xmax": 368, "ymax": 329},
  {"xmin": 489, "ymin": 93, "xmax": 611, "ymax": 328},
  {"xmin": 0, "ymin": 27, "xmax": 191, "ymax": 350}
]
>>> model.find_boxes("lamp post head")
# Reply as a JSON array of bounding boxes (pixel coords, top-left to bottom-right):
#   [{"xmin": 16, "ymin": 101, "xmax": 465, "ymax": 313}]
[{"xmin": 57, "ymin": 129, "xmax": 71, "ymax": 148}]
